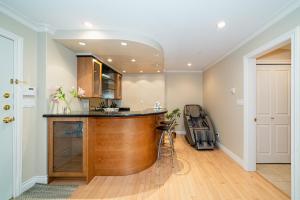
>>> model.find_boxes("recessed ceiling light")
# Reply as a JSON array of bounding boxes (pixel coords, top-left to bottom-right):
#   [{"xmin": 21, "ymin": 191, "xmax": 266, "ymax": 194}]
[
  {"xmin": 107, "ymin": 58, "xmax": 112, "ymax": 62},
  {"xmin": 139, "ymin": 70, "xmax": 143, "ymax": 73},
  {"xmin": 217, "ymin": 21, "xmax": 226, "ymax": 29},
  {"xmin": 131, "ymin": 59, "xmax": 136, "ymax": 62},
  {"xmin": 157, "ymin": 70, "xmax": 160, "ymax": 73},
  {"xmin": 78, "ymin": 42, "xmax": 86, "ymax": 46},
  {"xmin": 187, "ymin": 62, "xmax": 192, "ymax": 67},
  {"xmin": 122, "ymin": 70, "xmax": 126, "ymax": 73},
  {"xmin": 84, "ymin": 21, "xmax": 93, "ymax": 28},
  {"xmin": 121, "ymin": 42, "xmax": 127, "ymax": 46}
]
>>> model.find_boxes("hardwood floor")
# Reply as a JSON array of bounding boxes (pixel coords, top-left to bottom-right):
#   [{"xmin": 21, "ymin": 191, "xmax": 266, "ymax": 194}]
[
  {"xmin": 71, "ymin": 136, "xmax": 289, "ymax": 200},
  {"xmin": 257, "ymin": 164, "xmax": 291, "ymax": 196}
]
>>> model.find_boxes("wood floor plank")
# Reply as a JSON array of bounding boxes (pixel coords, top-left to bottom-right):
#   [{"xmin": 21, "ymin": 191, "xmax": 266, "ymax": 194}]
[{"xmin": 70, "ymin": 136, "xmax": 290, "ymax": 200}]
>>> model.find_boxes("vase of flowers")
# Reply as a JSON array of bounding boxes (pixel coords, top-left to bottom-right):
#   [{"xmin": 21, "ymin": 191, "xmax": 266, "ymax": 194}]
[{"xmin": 50, "ymin": 86, "xmax": 85, "ymax": 114}]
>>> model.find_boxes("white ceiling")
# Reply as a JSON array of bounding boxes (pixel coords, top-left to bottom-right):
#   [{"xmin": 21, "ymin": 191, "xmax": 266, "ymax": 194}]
[
  {"xmin": 0, "ymin": 0, "xmax": 298, "ymax": 71},
  {"xmin": 59, "ymin": 39, "xmax": 163, "ymax": 73}
]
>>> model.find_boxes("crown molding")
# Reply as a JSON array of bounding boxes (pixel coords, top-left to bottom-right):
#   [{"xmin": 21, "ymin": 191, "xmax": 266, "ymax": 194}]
[
  {"xmin": 203, "ymin": 0, "xmax": 300, "ymax": 71},
  {"xmin": 36, "ymin": 23, "xmax": 55, "ymax": 34},
  {"xmin": 0, "ymin": 2, "xmax": 55, "ymax": 33}
]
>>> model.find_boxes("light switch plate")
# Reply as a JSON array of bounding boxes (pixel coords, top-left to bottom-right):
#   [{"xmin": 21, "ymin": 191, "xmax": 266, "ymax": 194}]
[
  {"xmin": 230, "ymin": 88, "xmax": 236, "ymax": 95},
  {"xmin": 23, "ymin": 97, "xmax": 36, "ymax": 108},
  {"xmin": 236, "ymin": 99, "xmax": 244, "ymax": 106}
]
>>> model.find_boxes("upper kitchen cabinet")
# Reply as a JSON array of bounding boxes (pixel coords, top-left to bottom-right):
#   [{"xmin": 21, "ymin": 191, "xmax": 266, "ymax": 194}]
[
  {"xmin": 77, "ymin": 55, "xmax": 122, "ymax": 99},
  {"xmin": 101, "ymin": 66, "xmax": 123, "ymax": 99},
  {"xmin": 77, "ymin": 56, "xmax": 102, "ymax": 98},
  {"xmin": 114, "ymin": 73, "xmax": 122, "ymax": 100},
  {"xmin": 102, "ymin": 64, "xmax": 116, "ymax": 99}
]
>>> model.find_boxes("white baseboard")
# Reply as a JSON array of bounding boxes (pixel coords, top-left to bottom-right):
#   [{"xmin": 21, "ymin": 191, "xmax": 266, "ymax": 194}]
[
  {"xmin": 22, "ymin": 176, "xmax": 48, "ymax": 193},
  {"xmin": 34, "ymin": 176, "xmax": 48, "ymax": 184},
  {"xmin": 21, "ymin": 177, "xmax": 35, "ymax": 193},
  {"xmin": 176, "ymin": 130, "xmax": 186, "ymax": 135},
  {"xmin": 217, "ymin": 142, "xmax": 244, "ymax": 167}
]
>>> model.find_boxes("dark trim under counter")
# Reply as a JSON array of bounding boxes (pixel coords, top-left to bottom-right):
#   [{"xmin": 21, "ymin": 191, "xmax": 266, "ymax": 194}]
[{"xmin": 43, "ymin": 108, "xmax": 167, "ymax": 118}]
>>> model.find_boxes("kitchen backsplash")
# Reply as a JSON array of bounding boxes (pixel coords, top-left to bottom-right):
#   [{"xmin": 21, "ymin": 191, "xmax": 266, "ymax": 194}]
[{"xmin": 89, "ymin": 98, "xmax": 121, "ymax": 111}]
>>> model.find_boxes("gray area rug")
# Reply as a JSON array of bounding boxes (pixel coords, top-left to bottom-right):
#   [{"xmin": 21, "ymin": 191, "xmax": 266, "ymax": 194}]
[{"xmin": 13, "ymin": 184, "xmax": 77, "ymax": 200}]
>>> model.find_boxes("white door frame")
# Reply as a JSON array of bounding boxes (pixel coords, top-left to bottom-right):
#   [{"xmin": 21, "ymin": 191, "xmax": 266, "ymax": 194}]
[
  {"xmin": 0, "ymin": 27, "xmax": 23, "ymax": 197},
  {"xmin": 243, "ymin": 27, "xmax": 300, "ymax": 199}
]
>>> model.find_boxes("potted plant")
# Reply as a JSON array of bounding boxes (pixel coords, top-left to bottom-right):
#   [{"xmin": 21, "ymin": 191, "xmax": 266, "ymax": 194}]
[{"xmin": 165, "ymin": 108, "xmax": 181, "ymax": 138}]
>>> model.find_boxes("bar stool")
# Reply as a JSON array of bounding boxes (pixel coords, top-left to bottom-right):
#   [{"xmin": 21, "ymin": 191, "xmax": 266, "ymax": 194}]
[
  {"xmin": 160, "ymin": 120, "xmax": 176, "ymax": 139},
  {"xmin": 156, "ymin": 119, "xmax": 176, "ymax": 166}
]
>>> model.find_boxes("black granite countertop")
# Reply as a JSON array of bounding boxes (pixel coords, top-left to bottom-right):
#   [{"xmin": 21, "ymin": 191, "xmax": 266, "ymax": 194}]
[{"xmin": 43, "ymin": 108, "xmax": 167, "ymax": 118}]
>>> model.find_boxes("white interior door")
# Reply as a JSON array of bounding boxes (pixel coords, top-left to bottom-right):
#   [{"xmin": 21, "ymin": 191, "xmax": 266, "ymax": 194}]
[
  {"xmin": 256, "ymin": 65, "xmax": 291, "ymax": 163},
  {"xmin": 0, "ymin": 35, "xmax": 15, "ymax": 200}
]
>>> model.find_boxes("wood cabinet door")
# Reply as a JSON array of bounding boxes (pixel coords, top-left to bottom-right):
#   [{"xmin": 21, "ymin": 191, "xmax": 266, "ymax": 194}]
[
  {"xmin": 77, "ymin": 56, "xmax": 102, "ymax": 98},
  {"xmin": 114, "ymin": 73, "xmax": 122, "ymax": 99},
  {"xmin": 92, "ymin": 59, "xmax": 102, "ymax": 97},
  {"xmin": 48, "ymin": 118, "xmax": 87, "ymax": 178}
]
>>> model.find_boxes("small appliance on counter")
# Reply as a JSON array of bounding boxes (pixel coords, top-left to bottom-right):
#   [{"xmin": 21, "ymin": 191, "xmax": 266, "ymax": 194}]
[
  {"xmin": 103, "ymin": 107, "xmax": 119, "ymax": 112},
  {"xmin": 154, "ymin": 101, "xmax": 162, "ymax": 110}
]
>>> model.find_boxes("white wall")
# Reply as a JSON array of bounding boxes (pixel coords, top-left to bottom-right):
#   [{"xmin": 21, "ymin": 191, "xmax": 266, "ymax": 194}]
[
  {"xmin": 121, "ymin": 72, "xmax": 203, "ymax": 131},
  {"xmin": 46, "ymin": 34, "xmax": 83, "ymax": 112},
  {"xmin": 203, "ymin": 7, "xmax": 300, "ymax": 159},
  {"xmin": 35, "ymin": 32, "xmax": 47, "ymax": 178},
  {"xmin": 121, "ymin": 73, "xmax": 165, "ymax": 111},
  {"xmin": 165, "ymin": 72, "xmax": 203, "ymax": 131},
  {"xmin": 35, "ymin": 33, "xmax": 82, "ymax": 178}
]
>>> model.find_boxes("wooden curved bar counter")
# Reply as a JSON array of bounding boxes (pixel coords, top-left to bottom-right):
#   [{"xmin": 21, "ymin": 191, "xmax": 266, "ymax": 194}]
[
  {"xmin": 87, "ymin": 115, "xmax": 160, "ymax": 179},
  {"xmin": 43, "ymin": 109, "xmax": 167, "ymax": 183}
]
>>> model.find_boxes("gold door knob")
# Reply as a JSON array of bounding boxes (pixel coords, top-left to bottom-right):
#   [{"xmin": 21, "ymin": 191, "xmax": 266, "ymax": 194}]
[
  {"xmin": 3, "ymin": 92, "xmax": 10, "ymax": 98},
  {"xmin": 3, "ymin": 105, "xmax": 11, "ymax": 110},
  {"xmin": 3, "ymin": 117, "xmax": 15, "ymax": 123}
]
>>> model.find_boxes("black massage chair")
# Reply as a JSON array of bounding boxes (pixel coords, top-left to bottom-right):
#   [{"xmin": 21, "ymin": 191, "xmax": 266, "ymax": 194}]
[{"xmin": 184, "ymin": 104, "xmax": 217, "ymax": 150}]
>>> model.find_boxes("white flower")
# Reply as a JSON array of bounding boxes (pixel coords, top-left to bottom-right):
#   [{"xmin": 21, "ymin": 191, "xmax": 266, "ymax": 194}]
[{"xmin": 78, "ymin": 87, "xmax": 86, "ymax": 97}]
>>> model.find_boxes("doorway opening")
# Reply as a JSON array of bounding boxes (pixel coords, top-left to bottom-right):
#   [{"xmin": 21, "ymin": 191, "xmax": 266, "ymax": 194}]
[
  {"xmin": 255, "ymin": 43, "xmax": 291, "ymax": 196},
  {"xmin": 243, "ymin": 27, "xmax": 300, "ymax": 200}
]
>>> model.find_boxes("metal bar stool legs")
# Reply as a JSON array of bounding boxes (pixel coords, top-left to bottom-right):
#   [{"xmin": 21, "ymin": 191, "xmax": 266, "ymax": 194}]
[
  {"xmin": 157, "ymin": 130, "xmax": 166, "ymax": 160},
  {"xmin": 167, "ymin": 130, "xmax": 174, "ymax": 167},
  {"xmin": 156, "ymin": 120, "xmax": 176, "ymax": 167}
]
